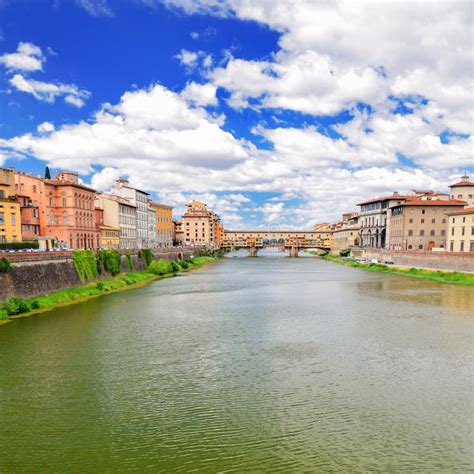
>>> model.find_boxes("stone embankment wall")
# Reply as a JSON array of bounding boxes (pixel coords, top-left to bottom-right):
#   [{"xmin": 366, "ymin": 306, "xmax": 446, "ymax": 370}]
[
  {"xmin": 0, "ymin": 249, "xmax": 195, "ymax": 302},
  {"xmin": 355, "ymin": 248, "xmax": 474, "ymax": 272}
]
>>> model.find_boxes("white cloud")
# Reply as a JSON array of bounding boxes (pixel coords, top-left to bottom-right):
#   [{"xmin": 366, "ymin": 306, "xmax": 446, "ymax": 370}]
[
  {"xmin": 75, "ymin": 0, "xmax": 113, "ymax": 17},
  {"xmin": 37, "ymin": 122, "xmax": 55, "ymax": 133},
  {"xmin": 175, "ymin": 49, "xmax": 199, "ymax": 67},
  {"xmin": 9, "ymin": 74, "xmax": 90, "ymax": 107},
  {"xmin": 181, "ymin": 82, "xmax": 217, "ymax": 106},
  {"xmin": 0, "ymin": 42, "xmax": 45, "ymax": 72}
]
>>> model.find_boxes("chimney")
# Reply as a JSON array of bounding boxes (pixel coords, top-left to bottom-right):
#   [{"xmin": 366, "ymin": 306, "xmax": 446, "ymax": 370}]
[{"xmin": 393, "ymin": 191, "xmax": 399, "ymax": 196}]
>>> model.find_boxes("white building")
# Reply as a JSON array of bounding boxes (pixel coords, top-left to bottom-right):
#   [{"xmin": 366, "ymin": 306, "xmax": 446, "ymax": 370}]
[
  {"xmin": 147, "ymin": 203, "xmax": 157, "ymax": 248},
  {"xmin": 111, "ymin": 179, "xmax": 149, "ymax": 248}
]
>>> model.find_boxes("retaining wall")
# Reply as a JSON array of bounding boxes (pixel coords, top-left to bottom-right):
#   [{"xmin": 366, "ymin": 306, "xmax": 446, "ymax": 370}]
[
  {"xmin": 0, "ymin": 249, "xmax": 195, "ymax": 302},
  {"xmin": 358, "ymin": 248, "xmax": 474, "ymax": 272}
]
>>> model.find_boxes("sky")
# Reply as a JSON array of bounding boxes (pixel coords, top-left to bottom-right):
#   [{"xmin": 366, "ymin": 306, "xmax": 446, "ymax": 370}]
[{"xmin": 0, "ymin": 0, "xmax": 472, "ymax": 229}]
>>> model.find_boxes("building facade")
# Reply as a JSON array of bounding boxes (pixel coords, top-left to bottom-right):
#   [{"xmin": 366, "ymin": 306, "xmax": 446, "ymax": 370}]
[
  {"xmin": 388, "ymin": 199, "xmax": 466, "ymax": 250},
  {"xmin": 111, "ymin": 179, "xmax": 149, "ymax": 248},
  {"xmin": 446, "ymin": 207, "xmax": 474, "ymax": 252},
  {"xmin": 331, "ymin": 213, "xmax": 360, "ymax": 253},
  {"xmin": 148, "ymin": 204, "xmax": 157, "ymax": 248},
  {"xmin": 358, "ymin": 193, "xmax": 410, "ymax": 248},
  {"xmin": 174, "ymin": 220, "xmax": 183, "ymax": 245},
  {"xmin": 151, "ymin": 202, "xmax": 174, "ymax": 247},
  {"xmin": 182, "ymin": 201, "xmax": 223, "ymax": 248},
  {"xmin": 0, "ymin": 167, "xmax": 22, "ymax": 244},
  {"xmin": 95, "ymin": 208, "xmax": 120, "ymax": 249},
  {"xmin": 449, "ymin": 174, "xmax": 474, "ymax": 207}
]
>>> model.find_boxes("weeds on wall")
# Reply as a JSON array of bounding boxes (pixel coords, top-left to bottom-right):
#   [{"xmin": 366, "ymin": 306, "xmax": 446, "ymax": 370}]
[
  {"xmin": 0, "ymin": 258, "xmax": 12, "ymax": 273},
  {"xmin": 138, "ymin": 249, "xmax": 153, "ymax": 266},
  {"xmin": 125, "ymin": 251, "xmax": 133, "ymax": 272},
  {"xmin": 97, "ymin": 250, "xmax": 121, "ymax": 276}
]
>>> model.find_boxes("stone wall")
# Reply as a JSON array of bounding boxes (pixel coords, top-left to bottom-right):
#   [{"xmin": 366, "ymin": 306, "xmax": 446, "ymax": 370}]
[
  {"xmin": 360, "ymin": 248, "xmax": 474, "ymax": 272},
  {"xmin": 0, "ymin": 249, "xmax": 195, "ymax": 302}
]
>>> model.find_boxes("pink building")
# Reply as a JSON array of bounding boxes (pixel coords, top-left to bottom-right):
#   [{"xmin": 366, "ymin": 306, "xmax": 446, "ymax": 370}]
[{"xmin": 15, "ymin": 170, "xmax": 99, "ymax": 249}]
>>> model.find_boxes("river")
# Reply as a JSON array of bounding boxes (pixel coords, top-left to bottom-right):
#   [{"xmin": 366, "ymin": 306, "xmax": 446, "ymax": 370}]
[{"xmin": 1, "ymin": 254, "xmax": 473, "ymax": 472}]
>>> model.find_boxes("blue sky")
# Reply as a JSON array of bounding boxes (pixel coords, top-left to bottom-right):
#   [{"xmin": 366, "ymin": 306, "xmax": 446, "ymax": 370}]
[{"xmin": 0, "ymin": 0, "xmax": 472, "ymax": 228}]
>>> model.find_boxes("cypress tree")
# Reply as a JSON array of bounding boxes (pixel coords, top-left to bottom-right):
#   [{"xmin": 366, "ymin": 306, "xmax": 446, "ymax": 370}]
[{"xmin": 45, "ymin": 166, "xmax": 51, "ymax": 179}]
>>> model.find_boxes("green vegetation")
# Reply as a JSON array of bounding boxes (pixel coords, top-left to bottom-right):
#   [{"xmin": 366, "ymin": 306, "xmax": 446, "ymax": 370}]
[
  {"xmin": 305, "ymin": 249, "xmax": 328, "ymax": 257},
  {"xmin": 0, "ymin": 257, "xmax": 12, "ymax": 273},
  {"xmin": 97, "ymin": 250, "xmax": 121, "ymax": 276},
  {"xmin": 125, "ymin": 251, "xmax": 133, "ymax": 272},
  {"xmin": 0, "ymin": 241, "xmax": 39, "ymax": 251},
  {"xmin": 72, "ymin": 250, "xmax": 98, "ymax": 282},
  {"xmin": 138, "ymin": 248, "xmax": 154, "ymax": 266},
  {"xmin": 44, "ymin": 166, "xmax": 51, "ymax": 179},
  {"xmin": 339, "ymin": 248, "xmax": 351, "ymax": 257},
  {"xmin": 0, "ymin": 254, "xmax": 220, "ymax": 322},
  {"xmin": 323, "ymin": 254, "xmax": 474, "ymax": 286}
]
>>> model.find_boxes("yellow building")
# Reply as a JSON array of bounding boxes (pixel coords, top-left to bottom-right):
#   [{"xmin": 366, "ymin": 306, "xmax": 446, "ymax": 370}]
[
  {"xmin": 0, "ymin": 167, "xmax": 22, "ymax": 244},
  {"xmin": 99, "ymin": 226, "xmax": 120, "ymax": 249},
  {"xmin": 446, "ymin": 207, "xmax": 474, "ymax": 252},
  {"xmin": 150, "ymin": 202, "xmax": 174, "ymax": 247}
]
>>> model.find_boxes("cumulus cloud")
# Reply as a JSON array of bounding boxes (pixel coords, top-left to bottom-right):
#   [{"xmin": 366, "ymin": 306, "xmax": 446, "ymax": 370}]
[
  {"xmin": 9, "ymin": 74, "xmax": 91, "ymax": 107},
  {"xmin": 0, "ymin": 42, "xmax": 45, "ymax": 72},
  {"xmin": 181, "ymin": 81, "xmax": 217, "ymax": 106},
  {"xmin": 37, "ymin": 122, "xmax": 55, "ymax": 133}
]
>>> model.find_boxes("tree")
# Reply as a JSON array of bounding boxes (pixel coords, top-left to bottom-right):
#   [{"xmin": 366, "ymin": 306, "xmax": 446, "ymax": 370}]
[{"xmin": 45, "ymin": 166, "xmax": 51, "ymax": 179}]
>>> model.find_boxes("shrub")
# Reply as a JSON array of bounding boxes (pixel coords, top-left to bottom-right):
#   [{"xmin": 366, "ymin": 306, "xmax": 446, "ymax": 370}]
[
  {"xmin": 339, "ymin": 248, "xmax": 351, "ymax": 257},
  {"xmin": 139, "ymin": 248, "xmax": 153, "ymax": 267},
  {"xmin": 0, "ymin": 241, "xmax": 39, "ymax": 251},
  {"xmin": 148, "ymin": 259, "xmax": 173, "ymax": 275},
  {"xmin": 2, "ymin": 297, "xmax": 30, "ymax": 315},
  {"xmin": 97, "ymin": 250, "xmax": 121, "ymax": 276},
  {"xmin": 96, "ymin": 281, "xmax": 104, "ymax": 291},
  {"xmin": 179, "ymin": 260, "xmax": 189, "ymax": 269},
  {"xmin": 170, "ymin": 261, "xmax": 180, "ymax": 272},
  {"xmin": 30, "ymin": 300, "xmax": 41, "ymax": 310},
  {"xmin": 0, "ymin": 257, "xmax": 12, "ymax": 273},
  {"xmin": 73, "ymin": 250, "xmax": 98, "ymax": 282}
]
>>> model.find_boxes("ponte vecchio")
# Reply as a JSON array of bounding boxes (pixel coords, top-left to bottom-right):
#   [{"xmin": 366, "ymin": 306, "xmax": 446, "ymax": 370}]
[{"xmin": 222, "ymin": 230, "xmax": 332, "ymax": 257}]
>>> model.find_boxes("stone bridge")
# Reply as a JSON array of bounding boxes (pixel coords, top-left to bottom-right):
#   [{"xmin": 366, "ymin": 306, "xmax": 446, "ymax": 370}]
[{"xmin": 223, "ymin": 230, "xmax": 331, "ymax": 257}]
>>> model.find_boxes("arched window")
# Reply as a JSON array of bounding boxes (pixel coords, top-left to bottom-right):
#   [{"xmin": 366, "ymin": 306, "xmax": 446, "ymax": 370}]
[
  {"xmin": 430, "ymin": 229, "xmax": 435, "ymax": 236},
  {"xmin": 418, "ymin": 244, "xmax": 423, "ymax": 249},
  {"xmin": 409, "ymin": 218, "xmax": 413, "ymax": 223},
  {"xmin": 420, "ymin": 230, "xmax": 425, "ymax": 236},
  {"xmin": 62, "ymin": 211, "xmax": 68, "ymax": 225},
  {"xmin": 62, "ymin": 191, "xmax": 67, "ymax": 207},
  {"xmin": 431, "ymin": 218, "xmax": 435, "ymax": 224},
  {"xmin": 408, "ymin": 229, "xmax": 414, "ymax": 236},
  {"xmin": 421, "ymin": 219, "xmax": 424, "ymax": 224}
]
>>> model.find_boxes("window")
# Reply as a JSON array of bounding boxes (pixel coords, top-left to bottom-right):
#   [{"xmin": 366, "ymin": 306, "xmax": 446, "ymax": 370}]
[
  {"xmin": 418, "ymin": 244, "xmax": 423, "ymax": 249},
  {"xmin": 422, "ymin": 210, "xmax": 425, "ymax": 214},
  {"xmin": 421, "ymin": 219, "xmax": 425, "ymax": 224},
  {"xmin": 462, "ymin": 227, "xmax": 465, "ymax": 236},
  {"xmin": 430, "ymin": 230, "xmax": 435, "ymax": 236},
  {"xmin": 450, "ymin": 241, "xmax": 454, "ymax": 252},
  {"xmin": 408, "ymin": 244, "xmax": 413, "ymax": 249},
  {"xmin": 0, "ymin": 212, "xmax": 4, "ymax": 225},
  {"xmin": 408, "ymin": 229, "xmax": 414, "ymax": 236},
  {"xmin": 442, "ymin": 218, "xmax": 446, "ymax": 224},
  {"xmin": 409, "ymin": 218, "xmax": 413, "ymax": 223},
  {"xmin": 431, "ymin": 218, "xmax": 435, "ymax": 223},
  {"xmin": 420, "ymin": 230, "xmax": 425, "ymax": 236},
  {"xmin": 472, "ymin": 227, "xmax": 474, "ymax": 236},
  {"xmin": 11, "ymin": 213, "xmax": 16, "ymax": 225},
  {"xmin": 441, "ymin": 229, "xmax": 446, "ymax": 236},
  {"xmin": 62, "ymin": 192, "xmax": 67, "ymax": 207},
  {"xmin": 460, "ymin": 241, "xmax": 464, "ymax": 252},
  {"xmin": 451, "ymin": 227, "xmax": 455, "ymax": 236},
  {"xmin": 470, "ymin": 241, "xmax": 474, "ymax": 252}
]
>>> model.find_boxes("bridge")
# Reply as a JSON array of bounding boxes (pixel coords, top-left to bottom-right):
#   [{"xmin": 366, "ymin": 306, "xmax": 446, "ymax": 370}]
[{"xmin": 222, "ymin": 230, "xmax": 331, "ymax": 257}]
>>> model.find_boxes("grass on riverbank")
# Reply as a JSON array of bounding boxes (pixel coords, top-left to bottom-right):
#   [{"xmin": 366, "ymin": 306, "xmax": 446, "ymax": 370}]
[
  {"xmin": 0, "ymin": 255, "xmax": 218, "ymax": 322},
  {"xmin": 322, "ymin": 254, "xmax": 474, "ymax": 286}
]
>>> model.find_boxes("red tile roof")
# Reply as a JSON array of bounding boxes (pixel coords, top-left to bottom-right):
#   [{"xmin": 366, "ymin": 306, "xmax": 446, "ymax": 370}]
[
  {"xmin": 357, "ymin": 195, "xmax": 412, "ymax": 206},
  {"xmin": 398, "ymin": 199, "xmax": 466, "ymax": 207},
  {"xmin": 446, "ymin": 206, "xmax": 474, "ymax": 215},
  {"xmin": 449, "ymin": 180, "xmax": 474, "ymax": 187}
]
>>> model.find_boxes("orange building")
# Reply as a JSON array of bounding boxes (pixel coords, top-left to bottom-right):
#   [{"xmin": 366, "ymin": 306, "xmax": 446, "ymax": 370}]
[{"xmin": 15, "ymin": 170, "xmax": 99, "ymax": 249}]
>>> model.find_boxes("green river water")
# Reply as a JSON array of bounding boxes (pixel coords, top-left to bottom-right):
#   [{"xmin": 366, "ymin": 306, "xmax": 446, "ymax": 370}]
[{"xmin": 0, "ymin": 254, "xmax": 473, "ymax": 472}]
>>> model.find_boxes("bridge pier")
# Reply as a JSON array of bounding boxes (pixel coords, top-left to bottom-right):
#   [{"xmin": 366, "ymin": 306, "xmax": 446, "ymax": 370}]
[
  {"xmin": 288, "ymin": 246, "xmax": 299, "ymax": 257},
  {"xmin": 248, "ymin": 246, "xmax": 258, "ymax": 257}
]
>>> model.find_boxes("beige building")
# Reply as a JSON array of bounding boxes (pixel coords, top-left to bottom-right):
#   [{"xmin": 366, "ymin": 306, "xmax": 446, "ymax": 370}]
[
  {"xmin": 223, "ymin": 230, "xmax": 331, "ymax": 249},
  {"xmin": 332, "ymin": 213, "xmax": 360, "ymax": 253},
  {"xmin": 312, "ymin": 223, "xmax": 334, "ymax": 248},
  {"xmin": 388, "ymin": 199, "xmax": 466, "ymax": 251},
  {"xmin": 150, "ymin": 202, "xmax": 174, "ymax": 247},
  {"xmin": 182, "ymin": 201, "xmax": 223, "ymax": 248},
  {"xmin": 446, "ymin": 207, "xmax": 474, "ymax": 252},
  {"xmin": 449, "ymin": 174, "xmax": 474, "ymax": 207},
  {"xmin": 174, "ymin": 220, "xmax": 183, "ymax": 245}
]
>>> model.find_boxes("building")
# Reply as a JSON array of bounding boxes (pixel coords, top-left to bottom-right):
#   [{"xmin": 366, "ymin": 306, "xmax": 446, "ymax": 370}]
[
  {"xmin": 388, "ymin": 199, "xmax": 466, "ymax": 251},
  {"xmin": 449, "ymin": 174, "xmax": 474, "ymax": 207},
  {"xmin": 358, "ymin": 193, "xmax": 411, "ymax": 248},
  {"xmin": 95, "ymin": 207, "xmax": 120, "ymax": 249},
  {"xmin": 15, "ymin": 170, "xmax": 98, "ymax": 249},
  {"xmin": 148, "ymin": 203, "xmax": 157, "ymax": 248},
  {"xmin": 182, "ymin": 201, "xmax": 223, "ymax": 248},
  {"xmin": 312, "ymin": 223, "xmax": 334, "ymax": 248},
  {"xmin": 331, "ymin": 213, "xmax": 360, "ymax": 253},
  {"xmin": 0, "ymin": 167, "xmax": 22, "ymax": 244},
  {"xmin": 174, "ymin": 220, "xmax": 183, "ymax": 245},
  {"xmin": 151, "ymin": 202, "xmax": 174, "ymax": 247},
  {"xmin": 110, "ymin": 179, "xmax": 149, "ymax": 248},
  {"xmin": 446, "ymin": 207, "xmax": 474, "ymax": 252},
  {"xmin": 96, "ymin": 192, "xmax": 137, "ymax": 250}
]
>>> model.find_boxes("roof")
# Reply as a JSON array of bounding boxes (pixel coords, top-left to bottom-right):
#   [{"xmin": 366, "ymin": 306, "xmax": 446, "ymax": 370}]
[
  {"xmin": 449, "ymin": 180, "xmax": 474, "ymax": 188},
  {"xmin": 394, "ymin": 199, "xmax": 466, "ymax": 207},
  {"xmin": 357, "ymin": 195, "xmax": 411, "ymax": 206},
  {"xmin": 46, "ymin": 179, "xmax": 96, "ymax": 192},
  {"xmin": 446, "ymin": 206, "xmax": 474, "ymax": 215},
  {"xmin": 99, "ymin": 225, "xmax": 120, "ymax": 231},
  {"xmin": 149, "ymin": 201, "xmax": 173, "ymax": 209}
]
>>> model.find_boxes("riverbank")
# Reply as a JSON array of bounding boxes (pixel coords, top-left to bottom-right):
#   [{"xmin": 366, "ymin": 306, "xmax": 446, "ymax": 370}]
[
  {"xmin": 0, "ymin": 256, "xmax": 218, "ymax": 324},
  {"xmin": 322, "ymin": 254, "xmax": 474, "ymax": 286}
]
